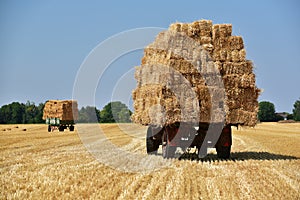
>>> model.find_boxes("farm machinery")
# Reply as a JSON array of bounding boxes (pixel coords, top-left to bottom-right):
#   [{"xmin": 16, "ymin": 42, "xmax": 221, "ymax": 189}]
[
  {"xmin": 43, "ymin": 100, "xmax": 78, "ymax": 132},
  {"xmin": 131, "ymin": 20, "xmax": 259, "ymax": 159},
  {"xmin": 45, "ymin": 118, "xmax": 75, "ymax": 132},
  {"xmin": 146, "ymin": 123, "xmax": 232, "ymax": 159}
]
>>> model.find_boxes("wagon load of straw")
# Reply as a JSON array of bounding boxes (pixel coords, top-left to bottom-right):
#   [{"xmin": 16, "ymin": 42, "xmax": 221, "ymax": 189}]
[
  {"xmin": 42, "ymin": 100, "xmax": 78, "ymax": 121},
  {"xmin": 131, "ymin": 20, "xmax": 260, "ymax": 127}
]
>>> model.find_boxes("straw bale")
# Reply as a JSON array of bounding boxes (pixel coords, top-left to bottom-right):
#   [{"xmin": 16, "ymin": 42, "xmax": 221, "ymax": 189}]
[
  {"xmin": 222, "ymin": 74, "xmax": 256, "ymax": 88},
  {"xmin": 219, "ymin": 24, "xmax": 232, "ymax": 38},
  {"xmin": 212, "ymin": 38, "xmax": 229, "ymax": 50},
  {"xmin": 181, "ymin": 23, "xmax": 189, "ymax": 35},
  {"xmin": 132, "ymin": 19, "xmax": 259, "ymax": 126},
  {"xmin": 42, "ymin": 100, "xmax": 78, "ymax": 121},
  {"xmin": 188, "ymin": 21, "xmax": 200, "ymax": 38},
  {"xmin": 169, "ymin": 23, "xmax": 181, "ymax": 32},
  {"xmin": 212, "ymin": 24, "xmax": 231, "ymax": 43},
  {"xmin": 226, "ymin": 109, "xmax": 258, "ymax": 127},
  {"xmin": 202, "ymin": 44, "xmax": 214, "ymax": 53},
  {"xmin": 239, "ymin": 49, "xmax": 246, "ymax": 61},
  {"xmin": 220, "ymin": 49, "xmax": 228, "ymax": 61},
  {"xmin": 142, "ymin": 48, "xmax": 200, "ymax": 74},
  {"xmin": 219, "ymin": 61, "xmax": 253, "ymax": 75},
  {"xmin": 231, "ymin": 50, "xmax": 239, "ymax": 62},
  {"xmin": 226, "ymin": 87, "xmax": 260, "ymax": 112},
  {"xmin": 212, "ymin": 49, "xmax": 230, "ymax": 61},
  {"xmin": 199, "ymin": 20, "xmax": 212, "ymax": 37},
  {"xmin": 200, "ymin": 36, "xmax": 212, "ymax": 45},
  {"xmin": 198, "ymin": 107, "xmax": 225, "ymax": 123},
  {"xmin": 229, "ymin": 36, "xmax": 244, "ymax": 50}
]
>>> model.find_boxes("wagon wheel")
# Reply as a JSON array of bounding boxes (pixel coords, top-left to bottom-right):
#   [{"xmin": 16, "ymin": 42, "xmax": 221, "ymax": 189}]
[
  {"xmin": 69, "ymin": 125, "xmax": 74, "ymax": 131},
  {"xmin": 146, "ymin": 126, "xmax": 159, "ymax": 155},
  {"xmin": 216, "ymin": 146, "xmax": 231, "ymax": 159},
  {"xmin": 58, "ymin": 125, "xmax": 64, "ymax": 132},
  {"xmin": 162, "ymin": 129, "xmax": 176, "ymax": 159}
]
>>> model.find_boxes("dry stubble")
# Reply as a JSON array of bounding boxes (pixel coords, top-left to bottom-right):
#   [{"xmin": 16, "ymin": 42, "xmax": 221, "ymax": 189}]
[{"xmin": 0, "ymin": 123, "xmax": 299, "ymax": 199}]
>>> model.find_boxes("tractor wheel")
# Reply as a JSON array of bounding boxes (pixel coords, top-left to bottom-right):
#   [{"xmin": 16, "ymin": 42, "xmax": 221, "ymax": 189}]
[
  {"xmin": 69, "ymin": 125, "xmax": 74, "ymax": 131},
  {"xmin": 216, "ymin": 146, "xmax": 231, "ymax": 159},
  {"xmin": 48, "ymin": 125, "xmax": 51, "ymax": 132},
  {"xmin": 146, "ymin": 126, "xmax": 159, "ymax": 155}
]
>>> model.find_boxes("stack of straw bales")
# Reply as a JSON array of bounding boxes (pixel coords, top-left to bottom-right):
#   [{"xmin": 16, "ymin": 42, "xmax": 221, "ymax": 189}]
[
  {"xmin": 42, "ymin": 100, "xmax": 78, "ymax": 121},
  {"xmin": 132, "ymin": 20, "xmax": 260, "ymax": 126}
]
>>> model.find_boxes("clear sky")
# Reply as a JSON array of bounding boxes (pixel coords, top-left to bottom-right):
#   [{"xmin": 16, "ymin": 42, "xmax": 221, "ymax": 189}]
[{"xmin": 0, "ymin": 0, "xmax": 299, "ymax": 112}]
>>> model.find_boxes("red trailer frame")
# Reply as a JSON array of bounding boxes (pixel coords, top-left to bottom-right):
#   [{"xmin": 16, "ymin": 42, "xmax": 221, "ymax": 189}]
[{"xmin": 146, "ymin": 123, "xmax": 232, "ymax": 159}]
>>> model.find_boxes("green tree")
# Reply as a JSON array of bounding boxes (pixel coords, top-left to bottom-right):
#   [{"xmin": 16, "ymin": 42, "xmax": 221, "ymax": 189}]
[
  {"xmin": 100, "ymin": 101, "xmax": 132, "ymax": 123},
  {"xmin": 22, "ymin": 101, "xmax": 45, "ymax": 124},
  {"xmin": 258, "ymin": 101, "xmax": 278, "ymax": 122},
  {"xmin": 0, "ymin": 104, "xmax": 12, "ymax": 123},
  {"xmin": 0, "ymin": 102, "xmax": 25, "ymax": 124},
  {"xmin": 0, "ymin": 101, "xmax": 45, "ymax": 124},
  {"xmin": 11, "ymin": 102, "xmax": 25, "ymax": 124},
  {"xmin": 287, "ymin": 113, "xmax": 294, "ymax": 120},
  {"xmin": 118, "ymin": 108, "xmax": 132, "ymax": 123},
  {"xmin": 78, "ymin": 107, "xmax": 88, "ymax": 122},
  {"xmin": 77, "ymin": 106, "xmax": 100, "ymax": 123},
  {"xmin": 35, "ymin": 103, "xmax": 45, "ymax": 123},
  {"xmin": 24, "ymin": 101, "xmax": 38, "ymax": 123},
  {"xmin": 293, "ymin": 99, "xmax": 300, "ymax": 121},
  {"xmin": 100, "ymin": 103, "xmax": 115, "ymax": 123}
]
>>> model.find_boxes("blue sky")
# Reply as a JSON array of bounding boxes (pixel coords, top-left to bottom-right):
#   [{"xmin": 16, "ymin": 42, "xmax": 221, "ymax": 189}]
[{"xmin": 0, "ymin": 0, "xmax": 299, "ymax": 112}]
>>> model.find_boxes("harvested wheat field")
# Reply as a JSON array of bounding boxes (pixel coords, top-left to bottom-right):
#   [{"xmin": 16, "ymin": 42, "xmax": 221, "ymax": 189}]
[{"xmin": 1, "ymin": 123, "xmax": 299, "ymax": 199}]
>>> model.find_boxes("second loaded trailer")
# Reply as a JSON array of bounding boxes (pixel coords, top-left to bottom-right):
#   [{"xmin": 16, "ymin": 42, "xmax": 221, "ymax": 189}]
[{"xmin": 43, "ymin": 100, "xmax": 78, "ymax": 132}]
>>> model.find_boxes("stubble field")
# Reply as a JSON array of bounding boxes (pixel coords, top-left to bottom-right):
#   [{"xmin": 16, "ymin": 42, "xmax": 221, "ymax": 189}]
[{"xmin": 1, "ymin": 122, "xmax": 299, "ymax": 199}]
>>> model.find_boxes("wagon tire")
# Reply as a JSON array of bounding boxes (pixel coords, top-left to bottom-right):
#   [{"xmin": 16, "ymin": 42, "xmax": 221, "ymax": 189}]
[
  {"xmin": 146, "ymin": 126, "xmax": 159, "ymax": 155},
  {"xmin": 162, "ymin": 130, "xmax": 176, "ymax": 159},
  {"xmin": 162, "ymin": 144, "xmax": 176, "ymax": 159},
  {"xmin": 69, "ymin": 125, "xmax": 74, "ymax": 131},
  {"xmin": 216, "ymin": 146, "xmax": 231, "ymax": 159},
  {"xmin": 58, "ymin": 126, "xmax": 64, "ymax": 132}
]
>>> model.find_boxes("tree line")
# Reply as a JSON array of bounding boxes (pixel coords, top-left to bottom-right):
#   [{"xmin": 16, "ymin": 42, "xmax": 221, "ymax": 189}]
[
  {"xmin": 77, "ymin": 101, "xmax": 132, "ymax": 123},
  {"xmin": 0, "ymin": 101, "xmax": 45, "ymax": 124},
  {"xmin": 0, "ymin": 99, "xmax": 299, "ymax": 124},
  {"xmin": 0, "ymin": 101, "xmax": 132, "ymax": 124},
  {"xmin": 258, "ymin": 99, "xmax": 300, "ymax": 122}
]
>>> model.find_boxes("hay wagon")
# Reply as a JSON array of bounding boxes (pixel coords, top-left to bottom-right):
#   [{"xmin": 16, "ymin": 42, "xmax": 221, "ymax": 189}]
[
  {"xmin": 132, "ymin": 20, "xmax": 260, "ymax": 159},
  {"xmin": 43, "ymin": 100, "xmax": 78, "ymax": 132}
]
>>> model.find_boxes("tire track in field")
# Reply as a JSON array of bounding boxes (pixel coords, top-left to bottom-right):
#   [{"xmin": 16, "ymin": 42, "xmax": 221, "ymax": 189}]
[{"xmin": 232, "ymin": 133, "xmax": 268, "ymax": 152}]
